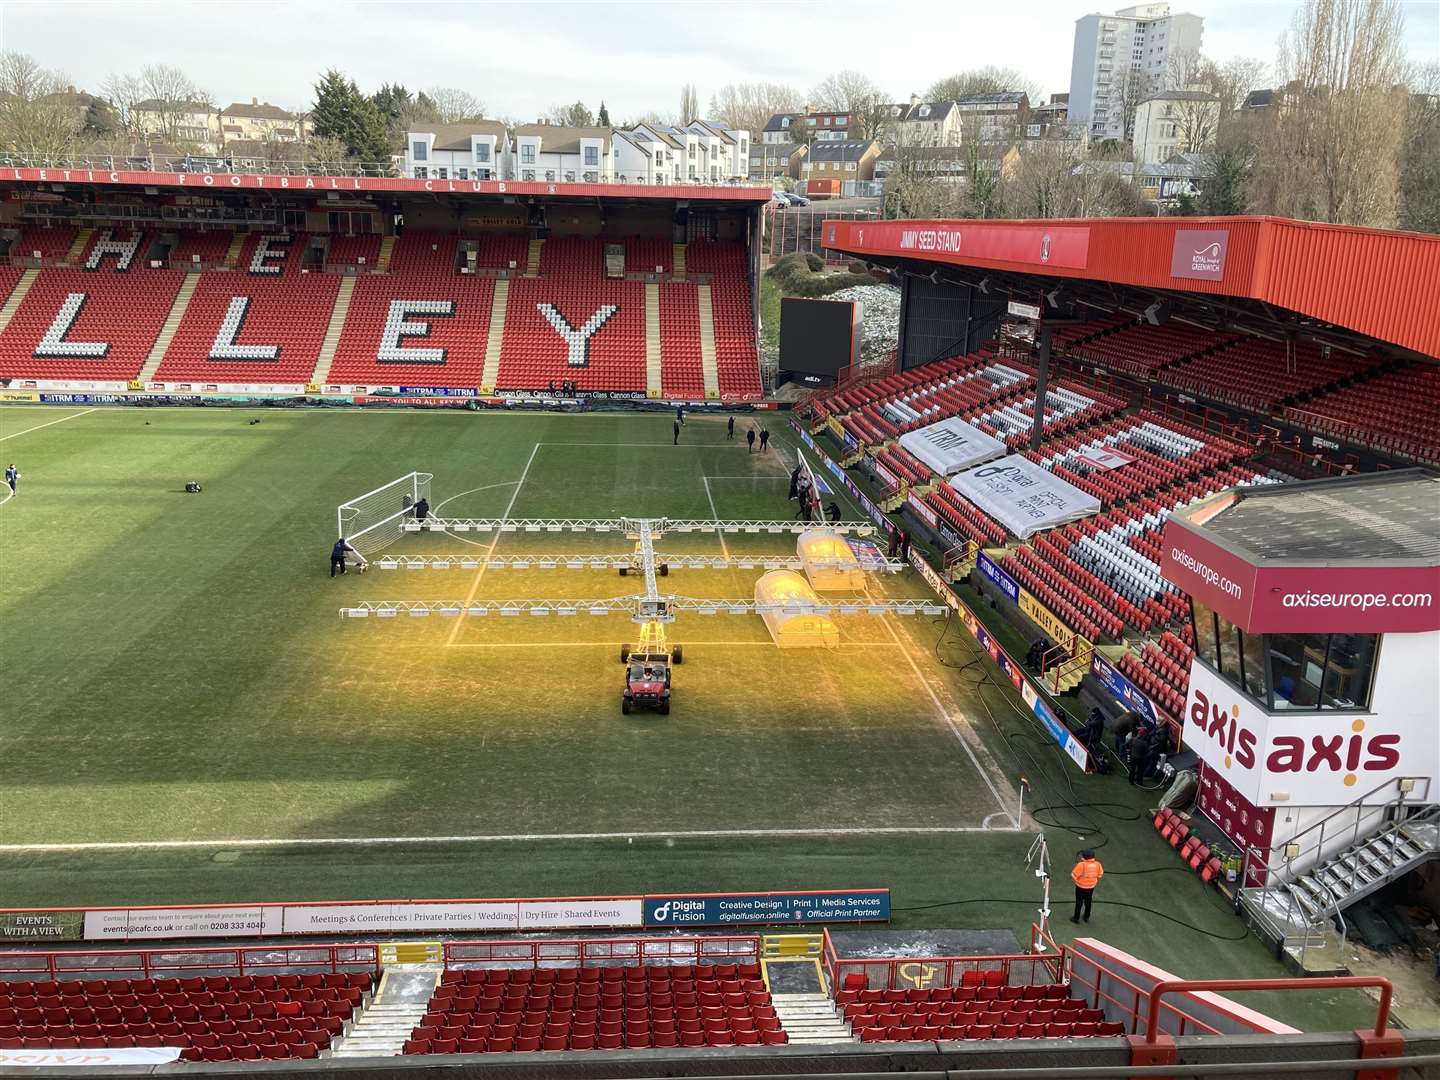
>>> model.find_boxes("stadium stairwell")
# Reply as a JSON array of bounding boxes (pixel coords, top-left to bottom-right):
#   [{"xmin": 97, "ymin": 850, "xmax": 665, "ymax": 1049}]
[
  {"xmin": 645, "ymin": 281, "xmax": 663, "ymax": 397},
  {"xmin": 223, "ymin": 232, "xmax": 246, "ymax": 267},
  {"xmin": 138, "ymin": 273, "xmax": 200, "ymax": 381},
  {"xmin": 64, "ymin": 228, "xmax": 94, "ymax": 263},
  {"xmin": 697, "ymin": 283, "xmax": 721, "ymax": 399},
  {"xmin": 480, "ymin": 278, "xmax": 510, "ymax": 393},
  {"xmin": 375, "ymin": 234, "xmax": 396, "ymax": 272},
  {"xmin": 311, "ymin": 275, "xmax": 358, "ymax": 386},
  {"xmin": 525, "ymin": 238, "xmax": 543, "ymax": 278},
  {"xmin": 761, "ymin": 937, "xmax": 854, "ymax": 1044},
  {"xmin": 672, "ymin": 242, "xmax": 687, "ymax": 281},
  {"xmin": 331, "ymin": 963, "xmax": 440, "ymax": 1058},
  {"xmin": 0, "ymin": 268, "xmax": 39, "ymax": 335}
]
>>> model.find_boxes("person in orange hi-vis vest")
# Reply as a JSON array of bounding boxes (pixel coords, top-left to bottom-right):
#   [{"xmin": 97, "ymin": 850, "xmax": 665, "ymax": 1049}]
[{"xmin": 1070, "ymin": 850, "xmax": 1104, "ymax": 924}]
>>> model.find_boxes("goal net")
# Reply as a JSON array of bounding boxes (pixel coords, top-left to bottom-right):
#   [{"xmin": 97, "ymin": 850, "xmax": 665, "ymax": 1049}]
[{"xmin": 337, "ymin": 472, "xmax": 433, "ymax": 563}]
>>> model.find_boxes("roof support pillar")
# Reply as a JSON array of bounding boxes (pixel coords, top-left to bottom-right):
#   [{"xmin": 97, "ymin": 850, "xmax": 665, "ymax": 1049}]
[{"xmin": 1031, "ymin": 321, "xmax": 1052, "ymax": 451}]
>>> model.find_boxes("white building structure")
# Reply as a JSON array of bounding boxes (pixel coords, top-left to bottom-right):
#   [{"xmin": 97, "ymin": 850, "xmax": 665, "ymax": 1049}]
[
  {"xmin": 1132, "ymin": 90, "xmax": 1220, "ymax": 165},
  {"xmin": 1068, "ymin": 3, "xmax": 1204, "ymax": 142},
  {"xmin": 402, "ymin": 123, "xmax": 508, "ymax": 180}
]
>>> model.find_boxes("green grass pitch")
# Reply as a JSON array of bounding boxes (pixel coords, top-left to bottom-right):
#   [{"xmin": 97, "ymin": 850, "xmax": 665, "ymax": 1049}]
[{"xmin": 0, "ymin": 405, "xmax": 1378, "ymax": 1031}]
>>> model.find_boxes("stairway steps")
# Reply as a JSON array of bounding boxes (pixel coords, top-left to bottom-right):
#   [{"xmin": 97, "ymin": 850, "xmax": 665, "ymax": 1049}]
[
  {"xmin": 0, "ymin": 267, "xmax": 40, "ymax": 335},
  {"xmin": 696, "ymin": 283, "xmax": 720, "ymax": 400},
  {"xmin": 645, "ymin": 281, "xmax": 663, "ymax": 398},
  {"xmin": 65, "ymin": 228, "xmax": 94, "ymax": 262},
  {"xmin": 526, "ymin": 238, "xmax": 543, "ymax": 277},
  {"xmin": 375, "ymin": 235, "xmax": 396, "ymax": 273},
  {"xmin": 310, "ymin": 275, "xmax": 357, "ymax": 387},
  {"xmin": 480, "ymin": 278, "xmax": 510, "ymax": 393},
  {"xmin": 223, "ymin": 232, "xmax": 246, "ymax": 268},
  {"xmin": 672, "ymin": 242, "xmax": 686, "ymax": 281},
  {"xmin": 138, "ymin": 273, "xmax": 200, "ymax": 381}
]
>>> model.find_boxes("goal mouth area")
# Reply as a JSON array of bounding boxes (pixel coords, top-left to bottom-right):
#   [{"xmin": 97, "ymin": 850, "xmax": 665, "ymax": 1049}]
[{"xmin": 338, "ymin": 471, "xmax": 433, "ymax": 562}]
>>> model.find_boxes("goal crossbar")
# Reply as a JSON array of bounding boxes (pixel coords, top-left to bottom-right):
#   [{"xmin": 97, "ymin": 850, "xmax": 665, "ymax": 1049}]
[{"xmin": 337, "ymin": 471, "xmax": 433, "ymax": 563}]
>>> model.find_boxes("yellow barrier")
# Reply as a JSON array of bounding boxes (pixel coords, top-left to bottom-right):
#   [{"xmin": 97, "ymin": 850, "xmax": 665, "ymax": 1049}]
[
  {"xmin": 762, "ymin": 932, "xmax": 823, "ymax": 958},
  {"xmin": 378, "ymin": 941, "xmax": 443, "ymax": 966}
]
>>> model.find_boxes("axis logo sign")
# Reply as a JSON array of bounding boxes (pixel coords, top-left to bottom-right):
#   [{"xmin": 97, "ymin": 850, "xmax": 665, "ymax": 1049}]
[
  {"xmin": 1185, "ymin": 661, "xmax": 1422, "ymax": 806},
  {"xmin": 1170, "ymin": 229, "xmax": 1229, "ymax": 280}
]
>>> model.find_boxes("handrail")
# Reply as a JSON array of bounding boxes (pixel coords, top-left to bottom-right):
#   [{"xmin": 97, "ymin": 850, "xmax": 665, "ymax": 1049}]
[
  {"xmin": 1244, "ymin": 775, "xmax": 1431, "ymax": 876},
  {"xmin": 1143, "ymin": 977, "xmax": 1393, "ymax": 1042}
]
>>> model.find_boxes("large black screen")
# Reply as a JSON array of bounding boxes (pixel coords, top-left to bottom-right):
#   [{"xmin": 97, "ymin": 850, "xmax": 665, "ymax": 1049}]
[{"xmin": 779, "ymin": 298, "xmax": 859, "ymax": 387}]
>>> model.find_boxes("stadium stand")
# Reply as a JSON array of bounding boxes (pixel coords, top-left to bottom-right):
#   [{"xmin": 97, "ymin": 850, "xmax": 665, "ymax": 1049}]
[
  {"xmin": 324, "ymin": 234, "xmax": 383, "ymax": 269},
  {"xmin": 0, "ymin": 972, "xmax": 372, "ymax": 1061},
  {"xmin": 497, "ymin": 277, "xmax": 647, "ymax": 393},
  {"xmin": 837, "ymin": 978, "xmax": 1124, "ymax": 1042},
  {"xmin": 1068, "ymin": 322, "xmax": 1234, "ymax": 379},
  {"xmin": 472, "ymin": 234, "xmax": 528, "ymax": 272},
  {"xmin": 687, "ymin": 240, "xmax": 761, "ymax": 398},
  {"xmin": 168, "ymin": 230, "xmax": 236, "ymax": 268},
  {"xmin": 153, "ymin": 233, "xmax": 340, "ymax": 384},
  {"xmin": 327, "ymin": 275, "xmax": 495, "ymax": 388},
  {"xmin": 8, "ymin": 225, "xmax": 78, "ymax": 262},
  {"xmin": 659, "ymin": 282, "xmax": 705, "ymax": 399},
  {"xmin": 0, "ymin": 230, "xmax": 184, "ymax": 382},
  {"xmin": 1157, "ymin": 338, "xmax": 1383, "ymax": 411},
  {"xmin": 403, "ymin": 964, "xmax": 784, "ymax": 1054},
  {"xmin": 1285, "ymin": 363, "xmax": 1440, "ymax": 464}
]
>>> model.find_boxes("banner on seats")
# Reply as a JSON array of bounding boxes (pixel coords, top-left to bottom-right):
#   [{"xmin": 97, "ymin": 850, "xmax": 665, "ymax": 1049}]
[
  {"xmin": 898, "ymin": 416, "xmax": 1006, "ymax": 477},
  {"xmin": 949, "ymin": 455, "xmax": 1100, "ymax": 539}
]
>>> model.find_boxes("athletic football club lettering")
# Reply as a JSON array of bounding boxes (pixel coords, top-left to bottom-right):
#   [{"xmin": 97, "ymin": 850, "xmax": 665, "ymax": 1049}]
[
  {"xmin": 377, "ymin": 300, "xmax": 456, "ymax": 364},
  {"xmin": 538, "ymin": 303, "xmax": 618, "ymax": 367},
  {"xmin": 34, "ymin": 293, "xmax": 110, "ymax": 358}
]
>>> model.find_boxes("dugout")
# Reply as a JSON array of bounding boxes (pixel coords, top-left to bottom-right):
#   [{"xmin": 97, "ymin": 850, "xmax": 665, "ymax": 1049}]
[
  {"xmin": 754, "ymin": 570, "xmax": 840, "ymax": 649},
  {"xmin": 796, "ymin": 530, "xmax": 865, "ymax": 591}
]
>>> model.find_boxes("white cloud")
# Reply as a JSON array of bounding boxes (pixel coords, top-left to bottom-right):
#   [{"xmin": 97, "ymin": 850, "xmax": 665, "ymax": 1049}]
[{"xmin": 3, "ymin": 0, "xmax": 1435, "ymax": 121}]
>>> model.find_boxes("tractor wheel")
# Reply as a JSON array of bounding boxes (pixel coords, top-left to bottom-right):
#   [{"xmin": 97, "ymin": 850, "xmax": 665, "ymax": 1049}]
[
  {"xmin": 672, "ymin": 645, "xmax": 684, "ymax": 665},
  {"xmin": 659, "ymin": 563, "xmax": 669, "ymax": 577},
  {"xmin": 659, "ymin": 699, "xmax": 671, "ymax": 715},
  {"xmin": 619, "ymin": 566, "xmax": 628, "ymax": 576},
  {"xmin": 622, "ymin": 697, "xmax": 633, "ymax": 715},
  {"xmin": 620, "ymin": 644, "xmax": 632, "ymax": 663}
]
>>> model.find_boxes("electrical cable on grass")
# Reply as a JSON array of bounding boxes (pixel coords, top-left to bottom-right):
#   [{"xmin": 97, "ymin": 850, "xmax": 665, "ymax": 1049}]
[{"xmin": 889, "ymin": 896, "xmax": 1249, "ymax": 942}]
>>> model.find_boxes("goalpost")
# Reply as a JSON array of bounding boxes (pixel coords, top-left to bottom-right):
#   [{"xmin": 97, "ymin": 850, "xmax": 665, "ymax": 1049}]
[{"xmin": 337, "ymin": 472, "xmax": 433, "ymax": 565}]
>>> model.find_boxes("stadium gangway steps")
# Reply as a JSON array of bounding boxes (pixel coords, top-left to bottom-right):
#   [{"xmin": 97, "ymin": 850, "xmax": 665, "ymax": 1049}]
[
  {"xmin": 339, "ymin": 597, "xmax": 948, "ymax": 619},
  {"xmin": 403, "ymin": 517, "xmax": 878, "ymax": 536},
  {"xmin": 371, "ymin": 554, "xmax": 906, "ymax": 573}
]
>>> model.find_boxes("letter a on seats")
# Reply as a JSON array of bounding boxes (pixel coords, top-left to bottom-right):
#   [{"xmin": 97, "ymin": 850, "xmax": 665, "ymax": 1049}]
[
  {"xmin": 35, "ymin": 293, "xmax": 110, "ymax": 357},
  {"xmin": 538, "ymin": 303, "xmax": 618, "ymax": 368}
]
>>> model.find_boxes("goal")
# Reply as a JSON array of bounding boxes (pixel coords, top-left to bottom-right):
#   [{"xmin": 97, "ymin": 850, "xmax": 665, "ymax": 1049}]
[{"xmin": 337, "ymin": 472, "xmax": 433, "ymax": 563}]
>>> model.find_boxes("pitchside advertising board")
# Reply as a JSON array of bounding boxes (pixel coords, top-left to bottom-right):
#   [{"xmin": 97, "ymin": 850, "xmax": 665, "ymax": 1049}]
[
  {"xmin": 1184, "ymin": 660, "xmax": 1438, "ymax": 807},
  {"xmin": 1161, "ymin": 518, "xmax": 1440, "ymax": 634},
  {"xmin": 643, "ymin": 891, "xmax": 890, "ymax": 927}
]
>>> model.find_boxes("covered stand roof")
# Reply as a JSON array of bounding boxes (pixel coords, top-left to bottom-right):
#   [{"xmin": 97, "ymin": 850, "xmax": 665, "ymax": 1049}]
[{"xmin": 823, "ymin": 216, "xmax": 1440, "ymax": 359}]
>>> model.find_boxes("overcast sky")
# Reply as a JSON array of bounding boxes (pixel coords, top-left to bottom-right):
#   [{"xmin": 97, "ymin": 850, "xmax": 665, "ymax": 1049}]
[{"xmin": 4, "ymin": 0, "xmax": 1437, "ymax": 119}]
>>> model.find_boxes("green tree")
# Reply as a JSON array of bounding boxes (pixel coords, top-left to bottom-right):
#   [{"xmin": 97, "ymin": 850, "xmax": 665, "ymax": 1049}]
[
  {"xmin": 312, "ymin": 70, "xmax": 391, "ymax": 166},
  {"xmin": 597, "ymin": 100, "xmax": 611, "ymax": 127},
  {"xmin": 545, "ymin": 101, "xmax": 594, "ymax": 127},
  {"xmin": 82, "ymin": 97, "xmax": 118, "ymax": 138},
  {"xmin": 1198, "ymin": 143, "xmax": 1254, "ymax": 215}
]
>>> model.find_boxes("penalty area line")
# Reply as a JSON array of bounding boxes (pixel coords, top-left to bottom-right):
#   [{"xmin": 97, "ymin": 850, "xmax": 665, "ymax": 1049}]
[
  {"xmin": 445, "ymin": 443, "xmax": 539, "ymax": 646},
  {"xmin": 0, "ymin": 407, "xmax": 97, "ymax": 441},
  {"xmin": 0, "ymin": 824, "xmax": 1019, "ymax": 854}
]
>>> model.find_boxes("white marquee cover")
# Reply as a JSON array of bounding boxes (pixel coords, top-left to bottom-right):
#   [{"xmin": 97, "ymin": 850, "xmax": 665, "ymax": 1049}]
[
  {"xmin": 898, "ymin": 416, "xmax": 1007, "ymax": 476},
  {"xmin": 949, "ymin": 455, "xmax": 1101, "ymax": 539}
]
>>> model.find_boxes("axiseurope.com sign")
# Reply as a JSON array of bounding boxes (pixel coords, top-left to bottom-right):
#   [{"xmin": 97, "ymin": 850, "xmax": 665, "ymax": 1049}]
[{"xmin": 643, "ymin": 890, "xmax": 890, "ymax": 927}]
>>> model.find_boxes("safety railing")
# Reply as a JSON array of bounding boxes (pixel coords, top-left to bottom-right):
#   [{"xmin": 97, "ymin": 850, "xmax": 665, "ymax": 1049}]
[
  {"xmin": 442, "ymin": 935, "xmax": 760, "ymax": 970},
  {"xmin": 0, "ymin": 943, "xmax": 379, "ymax": 981},
  {"xmin": 1139, "ymin": 976, "xmax": 1393, "ymax": 1042}
]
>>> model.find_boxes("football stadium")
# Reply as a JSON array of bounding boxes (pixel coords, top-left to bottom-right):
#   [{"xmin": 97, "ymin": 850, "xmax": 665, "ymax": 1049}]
[{"xmin": 0, "ymin": 163, "xmax": 1438, "ymax": 1079}]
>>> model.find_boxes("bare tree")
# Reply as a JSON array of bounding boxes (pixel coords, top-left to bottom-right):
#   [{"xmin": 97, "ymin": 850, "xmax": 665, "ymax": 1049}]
[
  {"xmin": 543, "ymin": 101, "xmax": 594, "ymax": 127},
  {"xmin": 0, "ymin": 52, "xmax": 83, "ymax": 160},
  {"xmin": 1251, "ymin": 0, "xmax": 1408, "ymax": 227},
  {"xmin": 1114, "ymin": 67, "xmax": 1153, "ymax": 145},
  {"xmin": 679, "ymin": 84, "xmax": 699, "ymax": 125},
  {"xmin": 105, "ymin": 64, "xmax": 212, "ymax": 147},
  {"xmin": 811, "ymin": 70, "xmax": 891, "ymax": 141},
  {"xmin": 926, "ymin": 67, "xmax": 1041, "ymax": 104},
  {"xmin": 1398, "ymin": 60, "xmax": 1440, "ymax": 232},
  {"xmin": 101, "ymin": 71, "xmax": 146, "ymax": 137},
  {"xmin": 708, "ymin": 82, "xmax": 801, "ymax": 137},
  {"xmin": 427, "ymin": 87, "xmax": 486, "ymax": 123}
]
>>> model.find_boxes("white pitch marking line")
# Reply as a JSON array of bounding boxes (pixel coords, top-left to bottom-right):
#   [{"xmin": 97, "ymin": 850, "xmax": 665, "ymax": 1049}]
[
  {"xmin": 701, "ymin": 476, "xmax": 729, "ymax": 559},
  {"xmin": 444, "ymin": 443, "xmax": 540, "ymax": 647},
  {"xmin": 433, "ymin": 480, "xmax": 522, "ymax": 515},
  {"xmin": 0, "ymin": 825, "xmax": 1012, "ymax": 854},
  {"xmin": 0, "ymin": 407, "xmax": 96, "ymax": 441}
]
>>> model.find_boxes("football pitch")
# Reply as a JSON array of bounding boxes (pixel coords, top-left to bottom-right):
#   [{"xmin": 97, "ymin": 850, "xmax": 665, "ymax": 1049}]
[{"xmin": 0, "ymin": 405, "xmax": 1386, "ymax": 1030}]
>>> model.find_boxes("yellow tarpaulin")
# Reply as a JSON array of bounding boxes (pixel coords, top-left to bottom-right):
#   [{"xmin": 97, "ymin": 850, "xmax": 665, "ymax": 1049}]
[
  {"xmin": 754, "ymin": 570, "xmax": 840, "ymax": 649},
  {"xmin": 796, "ymin": 530, "xmax": 866, "ymax": 591}
]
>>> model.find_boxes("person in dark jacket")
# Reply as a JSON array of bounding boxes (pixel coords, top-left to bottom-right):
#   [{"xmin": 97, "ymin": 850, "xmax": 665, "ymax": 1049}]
[
  {"xmin": 1113, "ymin": 710, "xmax": 1139, "ymax": 759},
  {"xmin": 414, "ymin": 497, "xmax": 430, "ymax": 523},
  {"xmin": 746, "ymin": 427, "xmax": 756, "ymax": 453},
  {"xmin": 330, "ymin": 537, "xmax": 354, "ymax": 577},
  {"xmin": 826, "ymin": 501, "xmax": 841, "ymax": 522},
  {"xmin": 676, "ymin": 405, "xmax": 686, "ymax": 426},
  {"xmin": 1083, "ymin": 708, "xmax": 1106, "ymax": 757},
  {"xmin": 1128, "ymin": 727, "xmax": 1153, "ymax": 785},
  {"xmin": 759, "ymin": 427, "xmax": 770, "ymax": 452},
  {"xmin": 674, "ymin": 419, "xmax": 682, "ymax": 445},
  {"xmin": 727, "ymin": 415, "xmax": 735, "ymax": 440},
  {"xmin": 788, "ymin": 464, "xmax": 803, "ymax": 500}
]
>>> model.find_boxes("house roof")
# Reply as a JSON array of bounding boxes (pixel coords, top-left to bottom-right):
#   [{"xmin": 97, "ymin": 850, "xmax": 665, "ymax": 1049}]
[
  {"xmin": 1242, "ymin": 88, "xmax": 1275, "ymax": 109},
  {"xmin": 806, "ymin": 140, "xmax": 876, "ymax": 163},
  {"xmin": 221, "ymin": 101, "xmax": 296, "ymax": 121},
  {"xmin": 750, "ymin": 142, "xmax": 805, "ymax": 160},
  {"xmin": 955, "ymin": 92, "xmax": 1028, "ymax": 107},
  {"xmin": 417, "ymin": 121, "xmax": 509, "ymax": 151},
  {"xmin": 512, "ymin": 124, "xmax": 613, "ymax": 155},
  {"xmin": 900, "ymin": 101, "xmax": 958, "ymax": 122},
  {"xmin": 763, "ymin": 113, "xmax": 798, "ymax": 132},
  {"xmin": 134, "ymin": 99, "xmax": 212, "ymax": 113},
  {"xmin": 689, "ymin": 120, "xmax": 737, "ymax": 145}
]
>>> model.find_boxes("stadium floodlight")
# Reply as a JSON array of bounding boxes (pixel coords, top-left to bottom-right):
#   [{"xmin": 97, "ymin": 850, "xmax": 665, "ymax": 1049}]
[
  {"xmin": 404, "ymin": 559, "xmax": 424, "ymax": 570},
  {"xmin": 839, "ymin": 604, "xmax": 860, "ymax": 615},
  {"xmin": 558, "ymin": 607, "xmax": 578, "ymax": 616},
  {"xmin": 538, "ymin": 559, "xmax": 558, "ymax": 569},
  {"xmin": 487, "ymin": 559, "xmax": 505, "ymax": 569},
  {"xmin": 866, "ymin": 605, "xmax": 886, "ymax": 615},
  {"xmin": 512, "ymin": 560, "xmax": 531, "ymax": 569},
  {"xmin": 530, "ymin": 608, "xmax": 550, "ymax": 616},
  {"xmin": 698, "ymin": 606, "xmax": 718, "ymax": 616},
  {"xmin": 566, "ymin": 559, "xmax": 585, "ymax": 569}
]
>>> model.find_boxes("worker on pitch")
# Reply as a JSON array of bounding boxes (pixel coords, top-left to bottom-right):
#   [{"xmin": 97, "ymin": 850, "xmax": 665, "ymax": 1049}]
[{"xmin": 1070, "ymin": 850, "xmax": 1104, "ymax": 924}]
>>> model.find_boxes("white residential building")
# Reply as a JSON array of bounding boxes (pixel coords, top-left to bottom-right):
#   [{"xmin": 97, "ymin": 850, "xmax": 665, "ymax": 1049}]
[
  {"xmin": 403, "ymin": 122, "xmax": 507, "ymax": 180},
  {"xmin": 510, "ymin": 125, "xmax": 614, "ymax": 183},
  {"xmin": 1132, "ymin": 90, "xmax": 1220, "ymax": 165},
  {"xmin": 1068, "ymin": 3, "xmax": 1204, "ymax": 142}
]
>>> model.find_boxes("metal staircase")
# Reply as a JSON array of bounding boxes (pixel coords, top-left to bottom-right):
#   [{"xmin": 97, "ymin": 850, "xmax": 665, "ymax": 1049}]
[{"xmin": 1239, "ymin": 777, "xmax": 1438, "ymax": 963}]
